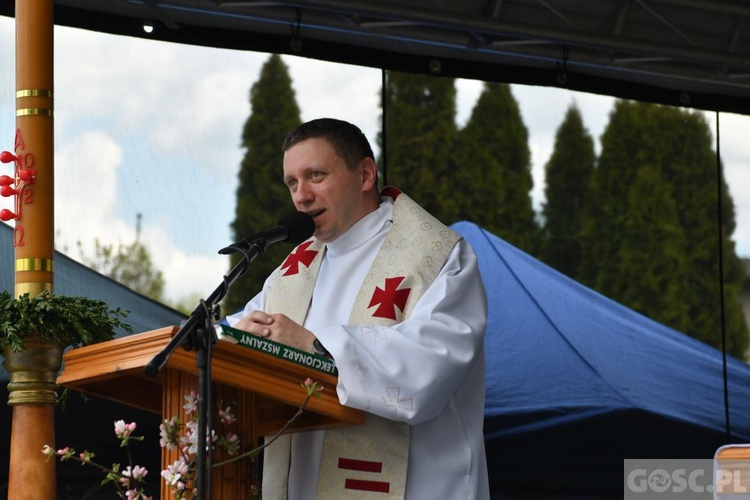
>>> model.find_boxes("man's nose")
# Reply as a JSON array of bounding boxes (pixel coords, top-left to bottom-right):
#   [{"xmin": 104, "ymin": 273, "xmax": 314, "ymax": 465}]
[{"xmin": 292, "ymin": 181, "xmax": 313, "ymax": 205}]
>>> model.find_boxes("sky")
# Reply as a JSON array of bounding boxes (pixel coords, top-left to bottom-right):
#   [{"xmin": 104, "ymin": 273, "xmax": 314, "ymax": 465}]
[{"xmin": 1, "ymin": 16, "xmax": 749, "ymax": 307}]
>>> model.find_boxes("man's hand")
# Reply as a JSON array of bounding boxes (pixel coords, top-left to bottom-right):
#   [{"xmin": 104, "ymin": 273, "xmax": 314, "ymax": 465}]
[{"xmin": 232, "ymin": 310, "xmax": 317, "ymax": 353}]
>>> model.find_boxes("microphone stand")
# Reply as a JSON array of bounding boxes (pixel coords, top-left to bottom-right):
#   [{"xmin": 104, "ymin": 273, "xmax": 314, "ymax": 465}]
[{"xmin": 145, "ymin": 239, "xmax": 267, "ymax": 500}]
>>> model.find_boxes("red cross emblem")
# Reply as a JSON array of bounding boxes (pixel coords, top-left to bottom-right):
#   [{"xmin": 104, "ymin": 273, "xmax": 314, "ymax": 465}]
[
  {"xmin": 368, "ymin": 276, "xmax": 410, "ymax": 320},
  {"xmin": 280, "ymin": 241, "xmax": 318, "ymax": 276}
]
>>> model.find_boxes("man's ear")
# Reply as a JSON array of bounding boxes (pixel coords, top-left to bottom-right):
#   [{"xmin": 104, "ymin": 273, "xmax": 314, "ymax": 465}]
[{"xmin": 361, "ymin": 157, "xmax": 378, "ymax": 190}]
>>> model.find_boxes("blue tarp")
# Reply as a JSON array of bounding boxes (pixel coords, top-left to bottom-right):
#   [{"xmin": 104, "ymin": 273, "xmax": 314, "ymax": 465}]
[{"xmin": 452, "ymin": 221, "xmax": 750, "ymax": 495}]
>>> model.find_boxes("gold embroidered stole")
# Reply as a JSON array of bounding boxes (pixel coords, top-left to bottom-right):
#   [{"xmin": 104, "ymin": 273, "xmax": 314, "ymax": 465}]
[{"xmin": 262, "ymin": 192, "xmax": 460, "ymax": 499}]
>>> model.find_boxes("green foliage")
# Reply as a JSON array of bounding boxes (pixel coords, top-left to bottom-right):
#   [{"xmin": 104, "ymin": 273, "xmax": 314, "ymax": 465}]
[
  {"xmin": 579, "ymin": 100, "xmax": 748, "ymax": 357},
  {"xmin": 378, "ymin": 71, "xmax": 457, "ymax": 221},
  {"xmin": 540, "ymin": 103, "xmax": 595, "ymax": 276},
  {"xmin": 224, "ymin": 54, "xmax": 302, "ymax": 313},
  {"xmin": 614, "ymin": 163, "xmax": 691, "ymax": 332},
  {"xmin": 0, "ymin": 290, "xmax": 131, "ymax": 353},
  {"xmin": 452, "ymin": 83, "xmax": 538, "ymax": 252}
]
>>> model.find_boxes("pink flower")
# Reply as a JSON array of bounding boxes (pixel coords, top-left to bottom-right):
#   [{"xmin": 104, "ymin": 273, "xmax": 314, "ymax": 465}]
[
  {"xmin": 122, "ymin": 465, "xmax": 148, "ymax": 481},
  {"xmin": 41, "ymin": 445, "xmax": 55, "ymax": 457},
  {"xmin": 159, "ymin": 416, "xmax": 181, "ymax": 450},
  {"xmin": 218, "ymin": 406, "xmax": 237, "ymax": 425},
  {"xmin": 114, "ymin": 420, "xmax": 137, "ymax": 439},
  {"xmin": 161, "ymin": 459, "xmax": 189, "ymax": 492},
  {"xmin": 183, "ymin": 391, "xmax": 198, "ymax": 415},
  {"xmin": 125, "ymin": 489, "xmax": 151, "ymax": 500},
  {"xmin": 219, "ymin": 432, "xmax": 240, "ymax": 456}
]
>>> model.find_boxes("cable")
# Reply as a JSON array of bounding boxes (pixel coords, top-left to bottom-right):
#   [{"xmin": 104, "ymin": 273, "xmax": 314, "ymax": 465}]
[{"xmin": 715, "ymin": 110, "xmax": 731, "ymax": 442}]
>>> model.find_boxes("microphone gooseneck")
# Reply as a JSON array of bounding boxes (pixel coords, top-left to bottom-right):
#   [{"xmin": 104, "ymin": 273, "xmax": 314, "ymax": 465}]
[{"xmin": 218, "ymin": 211, "xmax": 315, "ymax": 255}]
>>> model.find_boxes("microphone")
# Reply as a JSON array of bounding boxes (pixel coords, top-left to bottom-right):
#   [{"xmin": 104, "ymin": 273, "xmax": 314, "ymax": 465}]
[{"xmin": 218, "ymin": 211, "xmax": 315, "ymax": 255}]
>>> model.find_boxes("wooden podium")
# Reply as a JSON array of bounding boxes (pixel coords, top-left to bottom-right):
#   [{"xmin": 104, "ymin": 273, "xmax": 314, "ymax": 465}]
[{"xmin": 56, "ymin": 326, "xmax": 364, "ymax": 498}]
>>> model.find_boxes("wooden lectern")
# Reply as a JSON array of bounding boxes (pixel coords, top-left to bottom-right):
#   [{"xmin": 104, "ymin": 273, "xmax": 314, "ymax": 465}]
[{"xmin": 57, "ymin": 326, "xmax": 364, "ymax": 498}]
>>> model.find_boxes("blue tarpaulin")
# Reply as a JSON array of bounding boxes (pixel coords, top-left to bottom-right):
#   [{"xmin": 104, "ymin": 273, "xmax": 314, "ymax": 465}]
[{"xmin": 452, "ymin": 221, "xmax": 750, "ymax": 495}]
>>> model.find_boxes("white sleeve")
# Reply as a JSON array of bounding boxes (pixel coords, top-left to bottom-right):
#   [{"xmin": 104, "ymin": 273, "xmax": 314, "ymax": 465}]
[
  {"xmin": 317, "ymin": 239, "xmax": 487, "ymax": 425},
  {"xmin": 225, "ymin": 291, "xmax": 264, "ymax": 326}
]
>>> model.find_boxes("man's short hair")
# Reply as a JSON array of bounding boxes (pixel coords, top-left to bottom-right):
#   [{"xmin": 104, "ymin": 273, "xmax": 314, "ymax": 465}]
[{"xmin": 283, "ymin": 118, "xmax": 375, "ymax": 170}]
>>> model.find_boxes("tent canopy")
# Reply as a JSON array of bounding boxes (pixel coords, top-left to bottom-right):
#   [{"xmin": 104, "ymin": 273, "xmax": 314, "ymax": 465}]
[
  {"xmin": 1, "ymin": 0, "xmax": 749, "ymax": 114},
  {"xmin": 452, "ymin": 221, "xmax": 750, "ymax": 495}
]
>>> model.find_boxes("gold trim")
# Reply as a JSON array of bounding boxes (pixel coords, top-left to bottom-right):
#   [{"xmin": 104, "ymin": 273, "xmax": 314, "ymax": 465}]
[
  {"xmin": 3, "ymin": 334, "xmax": 63, "ymax": 406},
  {"xmin": 15, "ymin": 282, "xmax": 53, "ymax": 297},
  {"xmin": 16, "ymin": 89, "xmax": 53, "ymax": 98},
  {"xmin": 16, "ymin": 108, "xmax": 54, "ymax": 117},
  {"xmin": 16, "ymin": 258, "xmax": 54, "ymax": 272}
]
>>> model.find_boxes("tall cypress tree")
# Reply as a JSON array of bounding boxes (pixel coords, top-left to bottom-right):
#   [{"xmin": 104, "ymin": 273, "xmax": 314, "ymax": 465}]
[
  {"xmin": 614, "ymin": 163, "xmax": 691, "ymax": 333},
  {"xmin": 580, "ymin": 100, "xmax": 748, "ymax": 357},
  {"xmin": 452, "ymin": 83, "xmax": 537, "ymax": 252},
  {"xmin": 579, "ymin": 100, "xmax": 643, "ymax": 291},
  {"xmin": 224, "ymin": 54, "xmax": 302, "ymax": 313},
  {"xmin": 652, "ymin": 106, "xmax": 748, "ymax": 356},
  {"xmin": 540, "ymin": 103, "xmax": 595, "ymax": 276},
  {"xmin": 379, "ymin": 71, "xmax": 457, "ymax": 222}
]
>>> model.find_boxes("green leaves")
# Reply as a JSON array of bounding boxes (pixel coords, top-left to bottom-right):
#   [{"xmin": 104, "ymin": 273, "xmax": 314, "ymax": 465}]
[{"xmin": 0, "ymin": 290, "xmax": 131, "ymax": 352}]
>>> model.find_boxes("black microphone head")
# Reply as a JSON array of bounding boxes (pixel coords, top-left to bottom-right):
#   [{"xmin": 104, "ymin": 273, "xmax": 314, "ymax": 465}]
[{"xmin": 282, "ymin": 211, "xmax": 315, "ymax": 244}]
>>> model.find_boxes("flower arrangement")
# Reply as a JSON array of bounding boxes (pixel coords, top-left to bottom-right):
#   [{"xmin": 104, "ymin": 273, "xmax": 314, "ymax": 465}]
[
  {"xmin": 0, "ymin": 290, "xmax": 131, "ymax": 353},
  {"xmin": 44, "ymin": 378, "xmax": 324, "ymax": 499}
]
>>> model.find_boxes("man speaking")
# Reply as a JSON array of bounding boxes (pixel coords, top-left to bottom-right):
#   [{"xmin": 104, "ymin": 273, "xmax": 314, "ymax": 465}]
[{"xmin": 228, "ymin": 118, "xmax": 489, "ymax": 499}]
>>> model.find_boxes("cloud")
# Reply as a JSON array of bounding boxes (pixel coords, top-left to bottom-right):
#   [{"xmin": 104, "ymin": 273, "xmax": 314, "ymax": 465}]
[
  {"xmin": 286, "ymin": 55, "xmax": 382, "ymax": 150},
  {"xmin": 52, "ymin": 129, "xmax": 232, "ymax": 303},
  {"xmin": 719, "ymin": 113, "xmax": 750, "ymax": 256},
  {"xmin": 54, "ymin": 130, "xmax": 132, "ymax": 253},
  {"xmin": 140, "ymin": 221, "xmax": 230, "ymax": 304}
]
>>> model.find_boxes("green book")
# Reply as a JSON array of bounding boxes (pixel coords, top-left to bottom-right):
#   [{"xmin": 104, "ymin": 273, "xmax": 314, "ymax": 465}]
[{"xmin": 219, "ymin": 324, "xmax": 338, "ymax": 376}]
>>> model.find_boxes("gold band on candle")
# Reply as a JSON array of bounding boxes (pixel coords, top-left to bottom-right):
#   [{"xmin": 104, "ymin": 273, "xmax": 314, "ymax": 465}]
[
  {"xmin": 16, "ymin": 89, "xmax": 53, "ymax": 98},
  {"xmin": 16, "ymin": 258, "xmax": 54, "ymax": 272},
  {"xmin": 16, "ymin": 108, "xmax": 54, "ymax": 117},
  {"xmin": 15, "ymin": 282, "xmax": 53, "ymax": 297}
]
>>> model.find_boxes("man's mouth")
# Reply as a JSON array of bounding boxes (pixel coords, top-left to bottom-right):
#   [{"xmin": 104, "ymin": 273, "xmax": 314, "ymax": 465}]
[{"xmin": 308, "ymin": 209, "xmax": 325, "ymax": 220}]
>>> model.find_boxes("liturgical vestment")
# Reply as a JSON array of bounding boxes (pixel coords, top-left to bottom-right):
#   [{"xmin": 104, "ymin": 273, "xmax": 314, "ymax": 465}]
[{"xmin": 228, "ymin": 192, "xmax": 490, "ymax": 500}]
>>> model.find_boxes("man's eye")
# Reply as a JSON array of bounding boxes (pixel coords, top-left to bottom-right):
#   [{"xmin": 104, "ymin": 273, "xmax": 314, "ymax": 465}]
[
  {"xmin": 287, "ymin": 180, "xmax": 297, "ymax": 189},
  {"xmin": 311, "ymin": 171, "xmax": 324, "ymax": 180}
]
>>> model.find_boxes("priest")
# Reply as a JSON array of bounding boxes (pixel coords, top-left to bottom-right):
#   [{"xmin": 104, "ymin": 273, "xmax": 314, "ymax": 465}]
[{"xmin": 228, "ymin": 118, "xmax": 489, "ymax": 499}]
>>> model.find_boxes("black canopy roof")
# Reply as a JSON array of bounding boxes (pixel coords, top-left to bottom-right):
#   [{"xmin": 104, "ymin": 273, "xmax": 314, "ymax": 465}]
[{"xmin": 1, "ymin": 0, "xmax": 750, "ymax": 114}]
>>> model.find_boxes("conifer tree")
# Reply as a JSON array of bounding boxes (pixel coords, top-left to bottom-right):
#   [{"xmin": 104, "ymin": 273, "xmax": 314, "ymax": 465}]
[
  {"xmin": 540, "ymin": 103, "xmax": 595, "ymax": 276},
  {"xmin": 224, "ymin": 54, "xmax": 302, "ymax": 313},
  {"xmin": 651, "ymin": 106, "xmax": 748, "ymax": 356},
  {"xmin": 579, "ymin": 100, "xmax": 643, "ymax": 291},
  {"xmin": 580, "ymin": 100, "xmax": 748, "ymax": 357},
  {"xmin": 614, "ymin": 163, "xmax": 691, "ymax": 333},
  {"xmin": 452, "ymin": 82, "xmax": 538, "ymax": 252},
  {"xmin": 379, "ymin": 71, "xmax": 457, "ymax": 222}
]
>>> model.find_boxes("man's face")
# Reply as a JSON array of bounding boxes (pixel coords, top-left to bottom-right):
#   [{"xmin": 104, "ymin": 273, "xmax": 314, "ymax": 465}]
[{"xmin": 283, "ymin": 137, "xmax": 374, "ymax": 243}]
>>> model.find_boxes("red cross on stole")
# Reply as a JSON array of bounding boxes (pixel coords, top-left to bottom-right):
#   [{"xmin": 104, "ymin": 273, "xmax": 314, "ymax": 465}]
[
  {"xmin": 368, "ymin": 276, "xmax": 411, "ymax": 321},
  {"xmin": 280, "ymin": 240, "xmax": 319, "ymax": 276}
]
